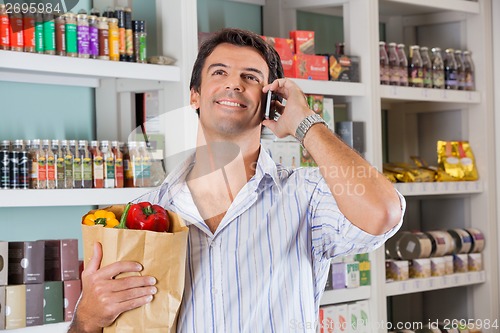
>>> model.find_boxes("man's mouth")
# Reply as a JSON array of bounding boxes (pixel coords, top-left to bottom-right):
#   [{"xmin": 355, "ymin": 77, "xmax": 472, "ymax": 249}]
[{"xmin": 217, "ymin": 100, "xmax": 247, "ymax": 108}]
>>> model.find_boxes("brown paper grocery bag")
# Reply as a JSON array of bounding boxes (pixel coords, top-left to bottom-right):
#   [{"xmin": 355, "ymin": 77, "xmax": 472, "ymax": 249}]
[{"xmin": 81, "ymin": 205, "xmax": 189, "ymax": 333}]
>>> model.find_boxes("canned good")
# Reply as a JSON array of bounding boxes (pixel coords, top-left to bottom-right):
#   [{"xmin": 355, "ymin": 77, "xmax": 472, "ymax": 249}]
[
  {"xmin": 397, "ymin": 231, "xmax": 432, "ymax": 260},
  {"xmin": 465, "ymin": 228, "xmax": 485, "ymax": 253},
  {"xmin": 448, "ymin": 228, "xmax": 472, "ymax": 254}
]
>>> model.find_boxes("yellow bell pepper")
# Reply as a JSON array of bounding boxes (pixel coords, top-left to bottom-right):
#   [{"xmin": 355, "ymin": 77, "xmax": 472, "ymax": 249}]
[{"xmin": 82, "ymin": 210, "xmax": 120, "ymax": 228}]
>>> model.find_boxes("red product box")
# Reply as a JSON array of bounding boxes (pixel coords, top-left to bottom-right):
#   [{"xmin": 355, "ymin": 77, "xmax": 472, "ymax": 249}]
[
  {"xmin": 291, "ymin": 54, "xmax": 328, "ymax": 81},
  {"xmin": 289, "ymin": 30, "xmax": 315, "ymax": 55},
  {"xmin": 261, "ymin": 36, "xmax": 294, "ymax": 78},
  {"xmin": 63, "ymin": 280, "xmax": 82, "ymax": 322}
]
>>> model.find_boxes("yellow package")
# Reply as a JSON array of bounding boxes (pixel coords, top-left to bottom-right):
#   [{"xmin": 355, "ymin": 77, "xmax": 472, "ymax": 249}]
[{"xmin": 437, "ymin": 141, "xmax": 479, "ymax": 181}]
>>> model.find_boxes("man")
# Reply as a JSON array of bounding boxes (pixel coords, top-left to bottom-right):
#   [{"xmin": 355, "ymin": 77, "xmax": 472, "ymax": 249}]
[{"xmin": 69, "ymin": 28, "xmax": 404, "ymax": 332}]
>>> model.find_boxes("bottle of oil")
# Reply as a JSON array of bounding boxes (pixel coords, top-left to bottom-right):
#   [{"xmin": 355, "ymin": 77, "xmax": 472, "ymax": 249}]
[
  {"xmin": 37, "ymin": 140, "xmax": 48, "ymax": 189},
  {"xmin": 112, "ymin": 141, "xmax": 124, "ymax": 188},
  {"xmin": 138, "ymin": 141, "xmax": 151, "ymax": 187},
  {"xmin": 101, "ymin": 140, "xmax": 115, "ymax": 188},
  {"xmin": 62, "ymin": 140, "xmax": 73, "ymax": 189},
  {"xmin": 90, "ymin": 140, "xmax": 103, "ymax": 188},
  {"xmin": 71, "ymin": 140, "xmax": 82, "ymax": 188},
  {"xmin": 52, "ymin": 140, "xmax": 65, "ymax": 189},
  {"xmin": 43, "ymin": 139, "xmax": 56, "ymax": 189},
  {"xmin": 29, "ymin": 139, "xmax": 40, "ymax": 189},
  {"xmin": 79, "ymin": 140, "xmax": 93, "ymax": 188}
]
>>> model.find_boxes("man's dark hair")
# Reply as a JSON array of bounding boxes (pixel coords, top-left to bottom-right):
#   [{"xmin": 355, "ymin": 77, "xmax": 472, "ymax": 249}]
[{"xmin": 189, "ymin": 28, "xmax": 285, "ymax": 93}]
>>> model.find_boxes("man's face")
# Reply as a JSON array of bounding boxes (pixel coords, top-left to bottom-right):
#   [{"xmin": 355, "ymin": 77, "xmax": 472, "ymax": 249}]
[{"xmin": 190, "ymin": 43, "xmax": 269, "ymax": 138}]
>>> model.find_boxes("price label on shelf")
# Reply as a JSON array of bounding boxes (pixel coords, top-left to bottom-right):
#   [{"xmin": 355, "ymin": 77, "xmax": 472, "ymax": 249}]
[
  {"xmin": 467, "ymin": 273, "xmax": 472, "ymax": 283},
  {"xmin": 422, "ymin": 88, "xmax": 429, "ymax": 98},
  {"xmin": 391, "ymin": 86, "xmax": 397, "ymax": 96},
  {"xmin": 454, "ymin": 275, "xmax": 460, "ymax": 284},
  {"xmin": 415, "ymin": 280, "xmax": 420, "ymax": 289},
  {"xmin": 401, "ymin": 281, "xmax": 408, "ymax": 292},
  {"xmin": 429, "ymin": 279, "xmax": 434, "ymax": 288}
]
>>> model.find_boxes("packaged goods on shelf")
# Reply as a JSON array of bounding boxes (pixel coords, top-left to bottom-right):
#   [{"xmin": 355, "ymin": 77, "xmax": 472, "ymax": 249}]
[
  {"xmin": 437, "ymin": 140, "xmax": 479, "ymax": 181},
  {"xmin": 0, "ymin": 242, "xmax": 7, "ymax": 285},
  {"xmin": 0, "ymin": 286, "xmax": 4, "ymax": 329},
  {"xmin": 386, "ymin": 260, "xmax": 409, "ymax": 281},
  {"xmin": 468, "ymin": 253, "xmax": 483, "ymax": 272},
  {"xmin": 319, "ymin": 300, "xmax": 370, "ymax": 333},
  {"xmin": 44, "ymin": 281, "xmax": 64, "ymax": 324},
  {"xmin": 453, "ymin": 254, "xmax": 468, "ymax": 273},
  {"xmin": 335, "ymin": 121, "xmax": 365, "ymax": 154},
  {"xmin": 44, "ymin": 239, "xmax": 79, "ymax": 281},
  {"xmin": 430, "ymin": 257, "xmax": 445, "ymax": 277},
  {"xmin": 359, "ymin": 261, "xmax": 371, "ymax": 286},
  {"xmin": 5, "ymin": 285, "xmax": 26, "ymax": 329},
  {"xmin": 8, "ymin": 241, "xmax": 45, "ymax": 284},
  {"xmin": 261, "ymin": 35, "xmax": 294, "ymax": 78},
  {"xmin": 289, "ymin": 30, "xmax": 314, "ymax": 55},
  {"xmin": 321, "ymin": 53, "xmax": 360, "ymax": 82},
  {"xmin": 63, "ymin": 280, "xmax": 81, "ymax": 322},
  {"xmin": 291, "ymin": 54, "xmax": 328, "ymax": 80},
  {"xmin": 409, "ymin": 258, "xmax": 431, "ymax": 279},
  {"xmin": 26, "ymin": 283, "xmax": 44, "ymax": 326}
]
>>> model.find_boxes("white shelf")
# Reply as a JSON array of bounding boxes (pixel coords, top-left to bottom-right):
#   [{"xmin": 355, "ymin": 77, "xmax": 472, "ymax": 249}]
[
  {"xmin": 394, "ymin": 181, "xmax": 483, "ymax": 196},
  {"xmin": 386, "ymin": 271, "xmax": 486, "ymax": 296},
  {"xmin": 292, "ymin": 79, "xmax": 365, "ymax": 97},
  {"xmin": 0, "ymin": 188, "xmax": 157, "ymax": 207},
  {"xmin": 320, "ymin": 286, "xmax": 371, "ymax": 306},
  {"xmin": 0, "ymin": 50, "xmax": 180, "ymax": 87},
  {"xmin": 8, "ymin": 322, "xmax": 70, "ymax": 333},
  {"xmin": 380, "ymin": 85, "xmax": 481, "ymax": 104},
  {"xmin": 380, "ymin": 0, "xmax": 480, "ymax": 16}
]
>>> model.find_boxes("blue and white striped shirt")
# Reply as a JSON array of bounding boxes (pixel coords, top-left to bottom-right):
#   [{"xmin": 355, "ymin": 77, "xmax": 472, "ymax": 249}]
[{"xmin": 136, "ymin": 147, "xmax": 405, "ymax": 332}]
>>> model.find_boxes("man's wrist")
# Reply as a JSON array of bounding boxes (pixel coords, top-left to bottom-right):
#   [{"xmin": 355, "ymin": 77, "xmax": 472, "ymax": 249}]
[{"xmin": 294, "ymin": 114, "xmax": 328, "ymax": 146}]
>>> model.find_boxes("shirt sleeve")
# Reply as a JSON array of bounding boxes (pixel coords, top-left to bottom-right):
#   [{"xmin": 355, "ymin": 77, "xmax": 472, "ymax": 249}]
[{"xmin": 309, "ymin": 173, "xmax": 406, "ymax": 262}]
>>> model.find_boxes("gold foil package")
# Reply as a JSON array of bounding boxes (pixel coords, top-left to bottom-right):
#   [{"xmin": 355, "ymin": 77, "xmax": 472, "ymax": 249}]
[
  {"xmin": 437, "ymin": 140, "xmax": 479, "ymax": 181},
  {"xmin": 383, "ymin": 162, "xmax": 435, "ymax": 183}
]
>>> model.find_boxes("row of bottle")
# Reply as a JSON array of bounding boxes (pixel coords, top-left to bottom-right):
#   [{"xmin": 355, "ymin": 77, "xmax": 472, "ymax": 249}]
[
  {"xmin": 0, "ymin": 139, "xmax": 159, "ymax": 190},
  {"xmin": 379, "ymin": 42, "xmax": 475, "ymax": 90},
  {"xmin": 0, "ymin": 5, "xmax": 147, "ymax": 63}
]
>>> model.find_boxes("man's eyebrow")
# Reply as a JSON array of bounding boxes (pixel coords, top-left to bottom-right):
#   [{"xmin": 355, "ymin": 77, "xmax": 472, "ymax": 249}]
[{"xmin": 207, "ymin": 63, "xmax": 265, "ymax": 80}]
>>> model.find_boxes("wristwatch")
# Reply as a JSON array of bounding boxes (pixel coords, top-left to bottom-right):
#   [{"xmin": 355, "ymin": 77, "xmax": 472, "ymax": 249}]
[{"xmin": 295, "ymin": 114, "xmax": 328, "ymax": 145}]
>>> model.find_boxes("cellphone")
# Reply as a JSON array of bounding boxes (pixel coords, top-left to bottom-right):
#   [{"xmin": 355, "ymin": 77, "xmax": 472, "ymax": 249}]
[{"xmin": 263, "ymin": 90, "xmax": 279, "ymax": 120}]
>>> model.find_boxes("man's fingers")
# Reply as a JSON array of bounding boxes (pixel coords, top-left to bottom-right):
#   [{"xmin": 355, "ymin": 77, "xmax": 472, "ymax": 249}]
[{"xmin": 85, "ymin": 242, "xmax": 103, "ymax": 274}]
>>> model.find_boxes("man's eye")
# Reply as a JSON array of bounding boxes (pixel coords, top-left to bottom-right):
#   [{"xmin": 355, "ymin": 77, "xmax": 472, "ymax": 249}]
[
  {"xmin": 243, "ymin": 74, "xmax": 259, "ymax": 82},
  {"xmin": 213, "ymin": 69, "xmax": 226, "ymax": 75}
]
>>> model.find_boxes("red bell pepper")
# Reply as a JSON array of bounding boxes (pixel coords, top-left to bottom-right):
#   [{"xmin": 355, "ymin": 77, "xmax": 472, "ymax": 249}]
[{"xmin": 117, "ymin": 202, "xmax": 170, "ymax": 232}]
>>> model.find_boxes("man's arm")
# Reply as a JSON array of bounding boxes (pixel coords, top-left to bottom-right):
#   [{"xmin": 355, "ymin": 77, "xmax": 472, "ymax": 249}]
[
  {"xmin": 68, "ymin": 242, "xmax": 157, "ymax": 333},
  {"xmin": 263, "ymin": 79, "xmax": 402, "ymax": 235}
]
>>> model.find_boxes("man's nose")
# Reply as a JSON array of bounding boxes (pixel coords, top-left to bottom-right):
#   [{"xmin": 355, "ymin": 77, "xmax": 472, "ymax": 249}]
[{"xmin": 225, "ymin": 76, "xmax": 243, "ymax": 91}]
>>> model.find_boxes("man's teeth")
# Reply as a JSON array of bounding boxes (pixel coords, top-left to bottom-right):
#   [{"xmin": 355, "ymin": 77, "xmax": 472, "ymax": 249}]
[{"xmin": 219, "ymin": 101, "xmax": 242, "ymax": 107}]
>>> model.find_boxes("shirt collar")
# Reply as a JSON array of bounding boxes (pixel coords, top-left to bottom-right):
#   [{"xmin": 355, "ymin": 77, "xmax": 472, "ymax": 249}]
[{"xmin": 157, "ymin": 144, "xmax": 283, "ymax": 203}]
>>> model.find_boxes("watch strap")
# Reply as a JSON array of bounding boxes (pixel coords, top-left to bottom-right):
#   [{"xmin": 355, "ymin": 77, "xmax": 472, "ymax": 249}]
[{"xmin": 295, "ymin": 114, "xmax": 327, "ymax": 145}]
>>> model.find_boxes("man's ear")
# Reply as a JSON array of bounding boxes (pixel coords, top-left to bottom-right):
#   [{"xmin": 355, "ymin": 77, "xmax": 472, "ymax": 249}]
[{"xmin": 190, "ymin": 88, "xmax": 200, "ymax": 109}]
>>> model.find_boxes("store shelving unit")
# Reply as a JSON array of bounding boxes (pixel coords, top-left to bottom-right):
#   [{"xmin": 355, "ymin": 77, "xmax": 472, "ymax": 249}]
[
  {"xmin": 264, "ymin": 0, "xmax": 498, "ymax": 331},
  {"xmin": 320, "ymin": 286, "xmax": 371, "ymax": 306},
  {"xmin": 0, "ymin": 0, "xmax": 198, "ymax": 332}
]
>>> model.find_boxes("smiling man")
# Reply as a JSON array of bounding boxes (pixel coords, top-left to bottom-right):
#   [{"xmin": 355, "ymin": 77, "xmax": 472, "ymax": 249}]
[{"xmin": 69, "ymin": 28, "xmax": 405, "ymax": 333}]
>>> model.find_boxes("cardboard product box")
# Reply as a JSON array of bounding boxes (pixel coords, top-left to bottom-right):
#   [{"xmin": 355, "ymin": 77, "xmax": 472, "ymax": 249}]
[
  {"xmin": 306, "ymin": 94, "xmax": 324, "ymax": 118},
  {"xmin": 318, "ymin": 306, "xmax": 335, "ymax": 333},
  {"xmin": 409, "ymin": 258, "xmax": 431, "ymax": 278},
  {"xmin": 5, "ymin": 285, "xmax": 26, "ymax": 329},
  {"xmin": 331, "ymin": 262, "xmax": 346, "ymax": 290},
  {"xmin": 8, "ymin": 241, "xmax": 45, "ymax": 284},
  {"xmin": 345, "ymin": 262, "xmax": 360, "ymax": 288},
  {"xmin": 335, "ymin": 121, "xmax": 365, "ymax": 154},
  {"xmin": 333, "ymin": 304, "xmax": 348, "ymax": 333},
  {"xmin": 354, "ymin": 253, "xmax": 369, "ymax": 262},
  {"xmin": 430, "ymin": 257, "xmax": 446, "ymax": 277},
  {"xmin": 63, "ymin": 280, "xmax": 82, "ymax": 322},
  {"xmin": 0, "ymin": 286, "xmax": 5, "ymax": 330},
  {"xmin": 357, "ymin": 300, "xmax": 370, "ymax": 333},
  {"xmin": 291, "ymin": 54, "xmax": 329, "ymax": 81},
  {"xmin": 453, "ymin": 254, "xmax": 468, "ymax": 273},
  {"xmin": 385, "ymin": 260, "xmax": 409, "ymax": 281},
  {"xmin": 0, "ymin": 241, "xmax": 7, "ymax": 286},
  {"xmin": 44, "ymin": 239, "xmax": 80, "ymax": 281},
  {"xmin": 443, "ymin": 255, "xmax": 454, "ymax": 275},
  {"xmin": 322, "ymin": 97, "xmax": 335, "ymax": 131},
  {"xmin": 359, "ymin": 261, "xmax": 371, "ymax": 286},
  {"xmin": 323, "ymin": 54, "xmax": 360, "ymax": 82},
  {"xmin": 289, "ymin": 30, "xmax": 315, "ymax": 55},
  {"xmin": 300, "ymin": 146, "xmax": 317, "ymax": 167},
  {"xmin": 348, "ymin": 302, "xmax": 359, "ymax": 332},
  {"xmin": 43, "ymin": 281, "xmax": 64, "ymax": 324},
  {"xmin": 324, "ymin": 264, "xmax": 333, "ymax": 291},
  {"xmin": 468, "ymin": 253, "xmax": 483, "ymax": 272},
  {"xmin": 262, "ymin": 36, "xmax": 295, "ymax": 78},
  {"xmin": 25, "ymin": 284, "xmax": 44, "ymax": 327}
]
